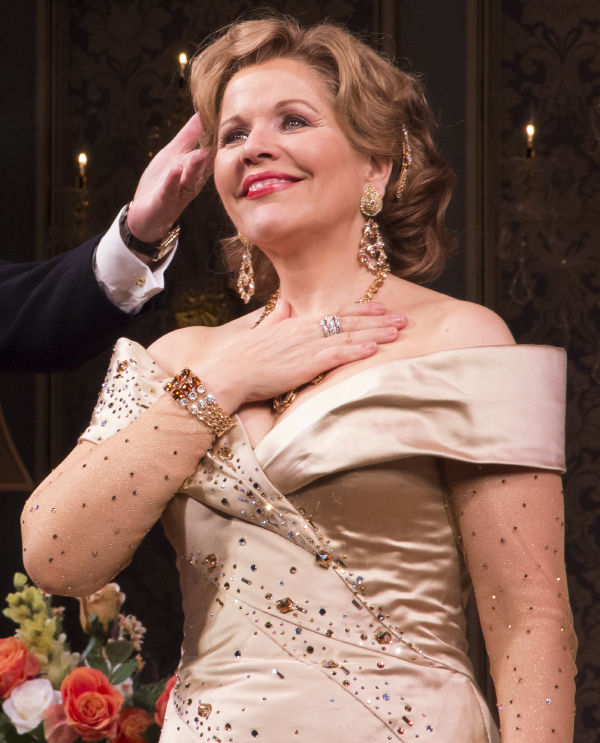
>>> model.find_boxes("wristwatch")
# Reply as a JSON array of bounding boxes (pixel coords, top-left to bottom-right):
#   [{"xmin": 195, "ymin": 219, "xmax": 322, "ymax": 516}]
[{"xmin": 119, "ymin": 203, "xmax": 180, "ymax": 261}]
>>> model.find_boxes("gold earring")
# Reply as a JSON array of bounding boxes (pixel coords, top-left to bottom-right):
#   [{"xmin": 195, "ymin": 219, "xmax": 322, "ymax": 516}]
[
  {"xmin": 396, "ymin": 125, "xmax": 411, "ymax": 200},
  {"xmin": 236, "ymin": 233, "xmax": 255, "ymax": 304},
  {"xmin": 359, "ymin": 184, "xmax": 389, "ymax": 274}
]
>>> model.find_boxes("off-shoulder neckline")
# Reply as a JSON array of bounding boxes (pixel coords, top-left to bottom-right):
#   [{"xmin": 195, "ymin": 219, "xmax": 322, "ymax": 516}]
[{"xmin": 233, "ymin": 343, "xmax": 564, "ymax": 459}]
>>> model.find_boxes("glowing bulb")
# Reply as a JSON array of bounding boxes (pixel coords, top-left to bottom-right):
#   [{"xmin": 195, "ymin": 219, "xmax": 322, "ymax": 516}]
[{"xmin": 78, "ymin": 153, "xmax": 87, "ymax": 165}]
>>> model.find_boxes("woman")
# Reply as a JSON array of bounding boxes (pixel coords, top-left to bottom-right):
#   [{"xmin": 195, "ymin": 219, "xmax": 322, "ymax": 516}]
[{"xmin": 22, "ymin": 17, "xmax": 576, "ymax": 743}]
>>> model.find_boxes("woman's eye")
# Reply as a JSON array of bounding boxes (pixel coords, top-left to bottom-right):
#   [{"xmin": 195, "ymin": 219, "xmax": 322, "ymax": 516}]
[
  {"xmin": 283, "ymin": 115, "xmax": 308, "ymax": 130},
  {"xmin": 220, "ymin": 129, "xmax": 247, "ymax": 146}
]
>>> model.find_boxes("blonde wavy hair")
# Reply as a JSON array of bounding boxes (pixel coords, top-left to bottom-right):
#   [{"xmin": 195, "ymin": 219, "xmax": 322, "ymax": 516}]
[{"xmin": 190, "ymin": 15, "xmax": 456, "ymax": 298}]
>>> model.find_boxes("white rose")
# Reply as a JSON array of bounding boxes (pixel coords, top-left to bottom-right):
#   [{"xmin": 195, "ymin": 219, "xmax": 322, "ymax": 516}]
[{"xmin": 3, "ymin": 678, "xmax": 61, "ymax": 733}]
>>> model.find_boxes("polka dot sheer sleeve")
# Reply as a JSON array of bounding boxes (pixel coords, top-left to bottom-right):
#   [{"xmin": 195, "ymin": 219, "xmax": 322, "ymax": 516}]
[
  {"xmin": 21, "ymin": 340, "xmax": 215, "ymax": 597},
  {"xmin": 443, "ymin": 461, "xmax": 577, "ymax": 743}
]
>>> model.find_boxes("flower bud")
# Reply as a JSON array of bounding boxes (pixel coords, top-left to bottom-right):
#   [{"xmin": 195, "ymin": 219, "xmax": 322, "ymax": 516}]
[{"xmin": 78, "ymin": 583, "xmax": 125, "ymax": 633}]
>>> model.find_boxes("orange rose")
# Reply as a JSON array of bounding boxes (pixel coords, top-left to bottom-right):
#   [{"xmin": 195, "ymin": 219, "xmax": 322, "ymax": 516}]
[
  {"xmin": 61, "ymin": 667, "xmax": 123, "ymax": 741},
  {"xmin": 114, "ymin": 707, "xmax": 155, "ymax": 743},
  {"xmin": 0, "ymin": 637, "xmax": 40, "ymax": 698},
  {"xmin": 154, "ymin": 675, "xmax": 176, "ymax": 727}
]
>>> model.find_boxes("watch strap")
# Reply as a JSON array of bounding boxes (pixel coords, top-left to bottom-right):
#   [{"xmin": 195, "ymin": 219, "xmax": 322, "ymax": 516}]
[{"xmin": 119, "ymin": 203, "xmax": 180, "ymax": 261}]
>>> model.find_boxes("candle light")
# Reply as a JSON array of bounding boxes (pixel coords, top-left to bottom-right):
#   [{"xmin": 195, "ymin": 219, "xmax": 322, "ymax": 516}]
[
  {"xmin": 179, "ymin": 52, "xmax": 188, "ymax": 77},
  {"xmin": 77, "ymin": 153, "xmax": 87, "ymax": 189},
  {"xmin": 78, "ymin": 152, "xmax": 87, "ymax": 178},
  {"xmin": 526, "ymin": 124, "xmax": 535, "ymax": 158}
]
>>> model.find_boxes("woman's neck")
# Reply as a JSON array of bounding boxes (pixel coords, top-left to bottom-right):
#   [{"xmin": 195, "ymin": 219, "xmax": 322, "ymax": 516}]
[{"xmin": 259, "ymin": 217, "xmax": 376, "ymax": 317}]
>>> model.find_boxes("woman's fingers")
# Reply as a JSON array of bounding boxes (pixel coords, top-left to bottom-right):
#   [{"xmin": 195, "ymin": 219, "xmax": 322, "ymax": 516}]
[
  {"xmin": 333, "ymin": 313, "xmax": 406, "ymax": 333},
  {"xmin": 336, "ymin": 301, "xmax": 386, "ymax": 317},
  {"xmin": 310, "ymin": 341, "xmax": 379, "ymax": 374},
  {"xmin": 328, "ymin": 326, "xmax": 400, "ymax": 347}
]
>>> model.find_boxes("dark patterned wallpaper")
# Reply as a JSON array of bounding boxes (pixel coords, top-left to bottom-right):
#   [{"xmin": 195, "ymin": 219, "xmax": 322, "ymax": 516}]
[
  {"xmin": 498, "ymin": 2, "xmax": 600, "ymax": 740},
  {"xmin": 45, "ymin": 0, "xmax": 378, "ymax": 680}
]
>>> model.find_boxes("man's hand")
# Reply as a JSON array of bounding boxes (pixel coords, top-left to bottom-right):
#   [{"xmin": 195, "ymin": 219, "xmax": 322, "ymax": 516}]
[{"xmin": 127, "ymin": 115, "xmax": 212, "ymax": 244}]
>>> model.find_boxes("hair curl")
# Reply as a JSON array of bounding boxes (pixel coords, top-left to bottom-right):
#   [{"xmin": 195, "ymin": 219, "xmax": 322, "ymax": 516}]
[{"xmin": 190, "ymin": 15, "xmax": 456, "ymax": 297}]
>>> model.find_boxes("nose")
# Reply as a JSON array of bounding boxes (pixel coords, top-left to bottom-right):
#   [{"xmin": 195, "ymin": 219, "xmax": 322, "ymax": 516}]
[{"xmin": 241, "ymin": 122, "xmax": 280, "ymax": 166}]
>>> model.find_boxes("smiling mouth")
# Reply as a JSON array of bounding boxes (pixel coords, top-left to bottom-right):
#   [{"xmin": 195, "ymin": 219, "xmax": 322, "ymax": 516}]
[
  {"xmin": 243, "ymin": 175, "xmax": 302, "ymax": 198},
  {"xmin": 248, "ymin": 177, "xmax": 295, "ymax": 193}
]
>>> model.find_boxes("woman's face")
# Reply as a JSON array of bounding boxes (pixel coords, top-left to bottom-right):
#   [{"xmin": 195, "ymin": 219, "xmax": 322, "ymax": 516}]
[{"xmin": 214, "ymin": 57, "xmax": 381, "ymax": 252}]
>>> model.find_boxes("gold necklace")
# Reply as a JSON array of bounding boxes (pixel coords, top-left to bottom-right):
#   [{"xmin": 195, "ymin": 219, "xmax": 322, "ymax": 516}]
[{"xmin": 254, "ymin": 267, "xmax": 389, "ymax": 414}]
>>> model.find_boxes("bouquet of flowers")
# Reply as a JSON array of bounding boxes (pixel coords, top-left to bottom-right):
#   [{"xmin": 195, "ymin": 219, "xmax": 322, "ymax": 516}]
[{"xmin": 0, "ymin": 574, "xmax": 176, "ymax": 743}]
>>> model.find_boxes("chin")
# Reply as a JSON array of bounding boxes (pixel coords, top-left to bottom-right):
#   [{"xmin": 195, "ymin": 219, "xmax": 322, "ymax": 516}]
[{"xmin": 241, "ymin": 205, "xmax": 307, "ymax": 246}]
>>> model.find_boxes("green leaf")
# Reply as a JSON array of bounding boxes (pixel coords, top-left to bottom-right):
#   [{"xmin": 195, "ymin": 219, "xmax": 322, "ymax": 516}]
[
  {"xmin": 80, "ymin": 633, "xmax": 104, "ymax": 661},
  {"xmin": 86, "ymin": 652, "xmax": 110, "ymax": 678},
  {"xmin": 104, "ymin": 640, "xmax": 134, "ymax": 667},
  {"xmin": 141, "ymin": 724, "xmax": 161, "ymax": 743},
  {"xmin": 129, "ymin": 678, "xmax": 163, "ymax": 712},
  {"xmin": 109, "ymin": 660, "xmax": 138, "ymax": 686},
  {"xmin": 87, "ymin": 615, "xmax": 108, "ymax": 639}
]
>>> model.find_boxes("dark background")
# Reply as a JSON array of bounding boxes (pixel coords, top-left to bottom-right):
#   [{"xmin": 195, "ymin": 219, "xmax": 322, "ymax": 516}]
[{"xmin": 2, "ymin": 2, "xmax": 600, "ymax": 739}]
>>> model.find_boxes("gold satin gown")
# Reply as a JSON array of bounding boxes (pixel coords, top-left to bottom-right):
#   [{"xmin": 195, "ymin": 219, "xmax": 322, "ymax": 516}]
[{"xmin": 79, "ymin": 339, "xmax": 571, "ymax": 743}]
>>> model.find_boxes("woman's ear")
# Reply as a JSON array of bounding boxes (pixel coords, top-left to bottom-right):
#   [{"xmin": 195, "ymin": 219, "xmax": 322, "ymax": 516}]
[{"xmin": 367, "ymin": 155, "xmax": 394, "ymax": 198}]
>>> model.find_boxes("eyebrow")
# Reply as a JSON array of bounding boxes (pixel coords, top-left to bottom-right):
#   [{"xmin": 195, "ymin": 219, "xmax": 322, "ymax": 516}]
[{"xmin": 219, "ymin": 98, "xmax": 320, "ymax": 131}]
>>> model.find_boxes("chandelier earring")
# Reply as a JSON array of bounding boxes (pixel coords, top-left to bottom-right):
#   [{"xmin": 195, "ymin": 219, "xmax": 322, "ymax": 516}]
[
  {"xmin": 396, "ymin": 125, "xmax": 412, "ymax": 200},
  {"xmin": 358, "ymin": 183, "xmax": 389, "ymax": 274},
  {"xmin": 236, "ymin": 233, "xmax": 255, "ymax": 304}
]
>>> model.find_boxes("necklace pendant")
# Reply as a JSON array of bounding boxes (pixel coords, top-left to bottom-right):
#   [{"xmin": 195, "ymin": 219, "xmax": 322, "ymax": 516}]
[{"xmin": 273, "ymin": 389, "xmax": 297, "ymax": 415}]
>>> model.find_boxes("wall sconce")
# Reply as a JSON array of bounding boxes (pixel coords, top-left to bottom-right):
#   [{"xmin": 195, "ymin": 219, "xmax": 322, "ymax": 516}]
[{"xmin": 78, "ymin": 152, "xmax": 87, "ymax": 189}]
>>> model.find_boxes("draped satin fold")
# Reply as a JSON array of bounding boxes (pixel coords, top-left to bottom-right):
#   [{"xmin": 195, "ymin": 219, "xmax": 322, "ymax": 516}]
[{"xmin": 255, "ymin": 345, "xmax": 566, "ymax": 492}]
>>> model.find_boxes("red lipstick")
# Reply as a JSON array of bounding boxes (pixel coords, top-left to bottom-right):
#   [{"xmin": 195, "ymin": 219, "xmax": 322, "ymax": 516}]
[{"xmin": 242, "ymin": 171, "xmax": 302, "ymax": 199}]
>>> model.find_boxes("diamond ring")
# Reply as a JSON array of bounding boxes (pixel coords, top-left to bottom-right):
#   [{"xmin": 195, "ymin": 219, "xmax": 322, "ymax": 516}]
[{"xmin": 320, "ymin": 315, "xmax": 341, "ymax": 337}]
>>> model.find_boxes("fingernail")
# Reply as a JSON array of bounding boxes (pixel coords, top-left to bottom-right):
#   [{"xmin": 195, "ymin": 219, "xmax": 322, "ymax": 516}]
[
  {"xmin": 275, "ymin": 298, "xmax": 281, "ymax": 308},
  {"xmin": 371, "ymin": 303, "xmax": 386, "ymax": 311},
  {"xmin": 385, "ymin": 327, "xmax": 399, "ymax": 336},
  {"xmin": 390, "ymin": 314, "xmax": 405, "ymax": 323},
  {"xmin": 363, "ymin": 342, "xmax": 377, "ymax": 351}
]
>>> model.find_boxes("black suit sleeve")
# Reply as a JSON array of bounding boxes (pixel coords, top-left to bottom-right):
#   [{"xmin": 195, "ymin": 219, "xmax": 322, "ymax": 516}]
[{"xmin": 0, "ymin": 235, "xmax": 143, "ymax": 373}]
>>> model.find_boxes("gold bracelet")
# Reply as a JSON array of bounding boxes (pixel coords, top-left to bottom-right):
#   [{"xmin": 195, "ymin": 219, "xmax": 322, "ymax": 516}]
[{"xmin": 164, "ymin": 369, "xmax": 234, "ymax": 440}]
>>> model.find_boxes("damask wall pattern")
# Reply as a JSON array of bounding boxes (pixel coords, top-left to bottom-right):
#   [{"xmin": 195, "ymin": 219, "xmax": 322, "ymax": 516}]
[
  {"xmin": 49, "ymin": 0, "xmax": 376, "ymax": 680},
  {"xmin": 498, "ymin": 2, "xmax": 600, "ymax": 739}
]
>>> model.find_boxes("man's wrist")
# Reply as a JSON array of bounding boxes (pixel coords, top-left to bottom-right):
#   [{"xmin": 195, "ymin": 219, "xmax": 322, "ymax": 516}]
[{"xmin": 119, "ymin": 203, "xmax": 180, "ymax": 262}]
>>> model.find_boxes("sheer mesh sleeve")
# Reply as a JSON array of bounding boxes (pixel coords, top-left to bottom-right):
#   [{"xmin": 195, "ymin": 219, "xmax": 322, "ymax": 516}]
[
  {"xmin": 21, "ymin": 341, "xmax": 215, "ymax": 598},
  {"xmin": 442, "ymin": 461, "xmax": 577, "ymax": 743}
]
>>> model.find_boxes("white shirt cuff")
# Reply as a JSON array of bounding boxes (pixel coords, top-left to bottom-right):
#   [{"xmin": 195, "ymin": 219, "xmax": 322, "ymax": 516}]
[{"xmin": 93, "ymin": 206, "xmax": 177, "ymax": 314}]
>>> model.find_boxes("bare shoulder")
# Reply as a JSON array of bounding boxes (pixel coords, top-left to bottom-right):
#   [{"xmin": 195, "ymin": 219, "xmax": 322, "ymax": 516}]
[
  {"xmin": 431, "ymin": 296, "xmax": 516, "ymax": 350},
  {"xmin": 381, "ymin": 277, "xmax": 515, "ymax": 356},
  {"xmin": 148, "ymin": 312, "xmax": 258, "ymax": 376},
  {"xmin": 438, "ymin": 297, "xmax": 515, "ymax": 348},
  {"xmin": 148, "ymin": 326, "xmax": 214, "ymax": 366}
]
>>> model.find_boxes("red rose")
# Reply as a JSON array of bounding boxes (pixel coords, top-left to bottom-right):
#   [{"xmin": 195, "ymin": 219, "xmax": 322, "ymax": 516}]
[
  {"xmin": 61, "ymin": 667, "xmax": 123, "ymax": 741},
  {"xmin": 114, "ymin": 707, "xmax": 155, "ymax": 743},
  {"xmin": 154, "ymin": 675, "xmax": 176, "ymax": 727},
  {"xmin": 0, "ymin": 637, "xmax": 39, "ymax": 698}
]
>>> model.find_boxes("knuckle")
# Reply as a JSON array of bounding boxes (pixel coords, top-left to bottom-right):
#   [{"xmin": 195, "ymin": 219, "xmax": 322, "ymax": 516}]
[
  {"xmin": 343, "ymin": 331, "xmax": 354, "ymax": 345},
  {"xmin": 344, "ymin": 316, "xmax": 358, "ymax": 331}
]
